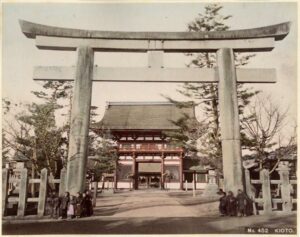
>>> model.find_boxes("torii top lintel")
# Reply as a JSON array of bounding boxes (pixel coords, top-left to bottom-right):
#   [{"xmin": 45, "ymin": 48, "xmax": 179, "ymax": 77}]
[
  {"xmin": 20, "ymin": 19, "xmax": 290, "ymax": 41},
  {"xmin": 19, "ymin": 20, "xmax": 291, "ymax": 52}
]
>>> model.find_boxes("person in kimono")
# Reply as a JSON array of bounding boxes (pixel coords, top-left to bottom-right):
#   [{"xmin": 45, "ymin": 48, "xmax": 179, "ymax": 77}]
[
  {"xmin": 75, "ymin": 192, "xmax": 83, "ymax": 218},
  {"xmin": 245, "ymin": 194, "xmax": 254, "ymax": 216},
  {"xmin": 49, "ymin": 191, "xmax": 60, "ymax": 218},
  {"xmin": 84, "ymin": 190, "xmax": 93, "ymax": 217},
  {"xmin": 81, "ymin": 193, "xmax": 88, "ymax": 217},
  {"xmin": 46, "ymin": 192, "xmax": 53, "ymax": 216},
  {"xmin": 59, "ymin": 192, "xmax": 70, "ymax": 219},
  {"xmin": 219, "ymin": 191, "xmax": 227, "ymax": 216},
  {"xmin": 236, "ymin": 189, "xmax": 247, "ymax": 217},
  {"xmin": 226, "ymin": 191, "xmax": 237, "ymax": 216}
]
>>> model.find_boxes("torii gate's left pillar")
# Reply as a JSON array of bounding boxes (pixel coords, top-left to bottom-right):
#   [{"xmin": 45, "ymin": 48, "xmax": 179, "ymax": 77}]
[{"xmin": 66, "ymin": 46, "xmax": 94, "ymax": 194}]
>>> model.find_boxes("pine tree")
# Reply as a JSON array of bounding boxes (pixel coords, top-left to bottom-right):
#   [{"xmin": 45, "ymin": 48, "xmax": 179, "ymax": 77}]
[
  {"xmin": 166, "ymin": 4, "xmax": 259, "ymax": 172},
  {"xmin": 17, "ymin": 102, "xmax": 65, "ymax": 177},
  {"xmin": 3, "ymin": 79, "xmax": 105, "ymax": 181},
  {"xmin": 2, "ymin": 81, "xmax": 72, "ymax": 177},
  {"xmin": 87, "ymin": 129, "xmax": 118, "ymax": 182},
  {"xmin": 31, "ymin": 81, "xmax": 72, "ymax": 175},
  {"xmin": 88, "ymin": 106, "xmax": 100, "ymax": 156},
  {"xmin": 163, "ymin": 101, "xmax": 206, "ymax": 159}
]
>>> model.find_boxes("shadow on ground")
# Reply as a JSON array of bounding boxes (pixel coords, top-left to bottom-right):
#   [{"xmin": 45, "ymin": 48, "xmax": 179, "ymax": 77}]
[{"xmin": 2, "ymin": 214, "xmax": 297, "ymax": 235}]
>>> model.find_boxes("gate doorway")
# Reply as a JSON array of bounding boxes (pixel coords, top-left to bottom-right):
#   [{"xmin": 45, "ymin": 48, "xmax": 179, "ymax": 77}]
[
  {"xmin": 137, "ymin": 162, "xmax": 161, "ymax": 189},
  {"xmin": 138, "ymin": 173, "xmax": 161, "ymax": 189}
]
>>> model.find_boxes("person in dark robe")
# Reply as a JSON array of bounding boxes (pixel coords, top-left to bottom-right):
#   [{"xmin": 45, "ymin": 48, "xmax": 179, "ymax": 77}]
[
  {"xmin": 75, "ymin": 192, "xmax": 83, "ymax": 218},
  {"xmin": 245, "ymin": 195, "xmax": 254, "ymax": 216},
  {"xmin": 49, "ymin": 191, "xmax": 60, "ymax": 218},
  {"xmin": 84, "ymin": 190, "xmax": 93, "ymax": 216},
  {"xmin": 219, "ymin": 191, "xmax": 227, "ymax": 216},
  {"xmin": 59, "ymin": 192, "xmax": 70, "ymax": 219},
  {"xmin": 54, "ymin": 192, "xmax": 60, "ymax": 218},
  {"xmin": 81, "ymin": 193, "xmax": 87, "ymax": 217},
  {"xmin": 226, "ymin": 191, "xmax": 237, "ymax": 216},
  {"xmin": 236, "ymin": 189, "xmax": 247, "ymax": 217},
  {"xmin": 46, "ymin": 192, "xmax": 53, "ymax": 216}
]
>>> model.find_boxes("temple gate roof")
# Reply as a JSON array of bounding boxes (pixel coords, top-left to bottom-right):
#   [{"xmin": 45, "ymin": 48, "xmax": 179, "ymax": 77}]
[{"xmin": 92, "ymin": 101, "xmax": 197, "ymax": 131}]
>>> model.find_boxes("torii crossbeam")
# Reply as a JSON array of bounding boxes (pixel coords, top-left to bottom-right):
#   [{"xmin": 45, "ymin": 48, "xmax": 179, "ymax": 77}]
[{"xmin": 19, "ymin": 20, "xmax": 290, "ymax": 195}]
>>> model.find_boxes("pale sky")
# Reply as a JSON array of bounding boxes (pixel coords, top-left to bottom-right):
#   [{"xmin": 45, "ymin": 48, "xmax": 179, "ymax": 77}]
[{"xmin": 2, "ymin": 2, "xmax": 298, "ymax": 139}]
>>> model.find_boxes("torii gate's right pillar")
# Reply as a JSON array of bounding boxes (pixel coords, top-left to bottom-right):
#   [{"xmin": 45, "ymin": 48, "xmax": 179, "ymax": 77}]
[{"xmin": 217, "ymin": 48, "xmax": 243, "ymax": 195}]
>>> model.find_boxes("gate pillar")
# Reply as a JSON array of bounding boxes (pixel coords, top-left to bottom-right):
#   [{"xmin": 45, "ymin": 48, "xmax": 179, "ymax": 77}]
[
  {"xmin": 217, "ymin": 48, "xmax": 243, "ymax": 195},
  {"xmin": 66, "ymin": 46, "xmax": 94, "ymax": 194}
]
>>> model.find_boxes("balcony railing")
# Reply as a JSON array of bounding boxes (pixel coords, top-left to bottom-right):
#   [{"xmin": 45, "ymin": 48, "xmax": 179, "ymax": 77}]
[{"xmin": 118, "ymin": 143, "xmax": 183, "ymax": 152}]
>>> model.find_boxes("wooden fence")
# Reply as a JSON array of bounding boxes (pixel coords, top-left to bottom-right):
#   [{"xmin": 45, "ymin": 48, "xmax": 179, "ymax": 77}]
[
  {"xmin": 2, "ymin": 167, "xmax": 67, "ymax": 218},
  {"xmin": 244, "ymin": 161, "xmax": 297, "ymax": 215}
]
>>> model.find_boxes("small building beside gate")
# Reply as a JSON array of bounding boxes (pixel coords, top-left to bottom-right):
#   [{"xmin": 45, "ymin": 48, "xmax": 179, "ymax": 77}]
[{"xmin": 93, "ymin": 102, "xmax": 209, "ymax": 190}]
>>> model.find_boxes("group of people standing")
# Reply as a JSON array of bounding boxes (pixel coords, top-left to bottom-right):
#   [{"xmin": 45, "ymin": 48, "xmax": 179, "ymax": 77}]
[
  {"xmin": 219, "ymin": 189, "xmax": 253, "ymax": 217},
  {"xmin": 47, "ymin": 191, "xmax": 93, "ymax": 219}
]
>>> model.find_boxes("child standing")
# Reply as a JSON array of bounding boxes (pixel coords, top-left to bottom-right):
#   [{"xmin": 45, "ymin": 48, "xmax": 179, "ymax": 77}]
[{"xmin": 67, "ymin": 195, "xmax": 76, "ymax": 219}]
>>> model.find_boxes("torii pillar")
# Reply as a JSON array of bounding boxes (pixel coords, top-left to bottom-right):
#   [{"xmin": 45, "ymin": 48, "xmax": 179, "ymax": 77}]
[
  {"xmin": 217, "ymin": 48, "xmax": 243, "ymax": 193},
  {"xmin": 19, "ymin": 20, "xmax": 290, "ymax": 196},
  {"xmin": 66, "ymin": 46, "xmax": 94, "ymax": 194}
]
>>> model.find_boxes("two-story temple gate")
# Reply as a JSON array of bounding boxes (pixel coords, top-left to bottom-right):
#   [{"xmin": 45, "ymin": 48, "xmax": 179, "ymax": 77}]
[{"xmin": 19, "ymin": 20, "xmax": 290, "ymax": 195}]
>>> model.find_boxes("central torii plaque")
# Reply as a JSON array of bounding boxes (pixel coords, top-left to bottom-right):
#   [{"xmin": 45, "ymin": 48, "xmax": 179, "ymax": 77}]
[{"xmin": 19, "ymin": 20, "xmax": 290, "ymax": 195}]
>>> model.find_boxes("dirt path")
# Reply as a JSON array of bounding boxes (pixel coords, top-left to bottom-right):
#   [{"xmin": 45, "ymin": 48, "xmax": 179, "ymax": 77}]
[
  {"xmin": 3, "ymin": 190, "xmax": 296, "ymax": 235},
  {"xmin": 111, "ymin": 190, "xmax": 200, "ymax": 217}
]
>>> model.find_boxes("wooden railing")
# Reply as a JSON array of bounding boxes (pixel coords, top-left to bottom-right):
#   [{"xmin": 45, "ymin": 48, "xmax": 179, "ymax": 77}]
[
  {"xmin": 2, "ymin": 167, "xmax": 67, "ymax": 218},
  {"xmin": 244, "ymin": 162, "xmax": 297, "ymax": 215}
]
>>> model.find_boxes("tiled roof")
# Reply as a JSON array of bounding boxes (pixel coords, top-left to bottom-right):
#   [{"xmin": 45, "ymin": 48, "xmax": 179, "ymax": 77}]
[{"xmin": 92, "ymin": 102, "xmax": 197, "ymax": 131}]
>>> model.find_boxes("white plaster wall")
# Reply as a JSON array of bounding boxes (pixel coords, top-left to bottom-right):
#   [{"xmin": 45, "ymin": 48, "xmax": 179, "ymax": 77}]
[
  {"xmin": 99, "ymin": 181, "xmax": 115, "ymax": 189},
  {"xmin": 117, "ymin": 182, "xmax": 131, "ymax": 189},
  {"xmin": 153, "ymin": 156, "xmax": 161, "ymax": 160},
  {"xmin": 164, "ymin": 161, "xmax": 180, "ymax": 165},
  {"xmin": 118, "ymin": 160, "xmax": 133, "ymax": 165},
  {"xmin": 183, "ymin": 182, "xmax": 207, "ymax": 190},
  {"xmin": 164, "ymin": 182, "xmax": 180, "ymax": 189}
]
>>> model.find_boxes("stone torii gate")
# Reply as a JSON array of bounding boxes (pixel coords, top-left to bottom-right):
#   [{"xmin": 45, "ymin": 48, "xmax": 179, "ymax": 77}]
[{"xmin": 19, "ymin": 20, "xmax": 290, "ymax": 195}]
